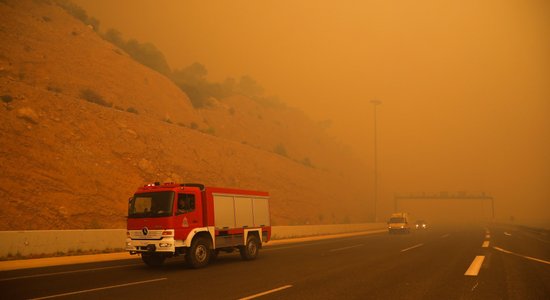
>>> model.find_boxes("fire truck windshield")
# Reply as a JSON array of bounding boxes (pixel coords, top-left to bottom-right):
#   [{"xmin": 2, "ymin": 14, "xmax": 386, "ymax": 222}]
[{"xmin": 128, "ymin": 191, "xmax": 175, "ymax": 218}]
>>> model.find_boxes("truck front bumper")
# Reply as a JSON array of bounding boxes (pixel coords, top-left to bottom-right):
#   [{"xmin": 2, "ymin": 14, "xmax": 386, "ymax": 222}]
[{"xmin": 126, "ymin": 237, "xmax": 176, "ymax": 253}]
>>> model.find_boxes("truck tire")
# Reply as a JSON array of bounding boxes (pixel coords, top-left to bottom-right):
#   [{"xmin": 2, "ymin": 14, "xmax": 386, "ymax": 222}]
[
  {"xmin": 186, "ymin": 237, "xmax": 211, "ymax": 268},
  {"xmin": 141, "ymin": 253, "xmax": 165, "ymax": 267},
  {"xmin": 240, "ymin": 235, "xmax": 260, "ymax": 260}
]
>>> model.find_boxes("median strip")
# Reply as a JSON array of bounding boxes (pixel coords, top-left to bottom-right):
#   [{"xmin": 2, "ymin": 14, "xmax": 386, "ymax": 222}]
[
  {"xmin": 29, "ymin": 278, "xmax": 167, "ymax": 299},
  {"xmin": 239, "ymin": 285, "xmax": 293, "ymax": 300},
  {"xmin": 464, "ymin": 256, "xmax": 485, "ymax": 276}
]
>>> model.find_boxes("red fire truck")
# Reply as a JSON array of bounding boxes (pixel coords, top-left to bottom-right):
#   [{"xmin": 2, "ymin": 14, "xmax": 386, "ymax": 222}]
[{"xmin": 125, "ymin": 182, "xmax": 271, "ymax": 268}]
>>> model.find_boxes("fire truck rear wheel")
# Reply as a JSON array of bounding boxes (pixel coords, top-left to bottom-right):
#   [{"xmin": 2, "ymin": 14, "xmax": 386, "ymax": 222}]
[
  {"xmin": 240, "ymin": 235, "xmax": 260, "ymax": 260},
  {"xmin": 186, "ymin": 237, "xmax": 211, "ymax": 268},
  {"xmin": 141, "ymin": 253, "xmax": 165, "ymax": 267}
]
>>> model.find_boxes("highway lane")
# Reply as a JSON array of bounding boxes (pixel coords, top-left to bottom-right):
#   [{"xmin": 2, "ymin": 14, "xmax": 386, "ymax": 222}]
[
  {"xmin": 483, "ymin": 225, "xmax": 550, "ymax": 299},
  {"xmin": 0, "ymin": 224, "xmax": 548, "ymax": 299}
]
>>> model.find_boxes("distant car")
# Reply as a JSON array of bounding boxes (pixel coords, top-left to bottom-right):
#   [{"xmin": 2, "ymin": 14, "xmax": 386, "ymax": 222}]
[
  {"xmin": 415, "ymin": 220, "xmax": 428, "ymax": 229},
  {"xmin": 388, "ymin": 212, "xmax": 411, "ymax": 234}
]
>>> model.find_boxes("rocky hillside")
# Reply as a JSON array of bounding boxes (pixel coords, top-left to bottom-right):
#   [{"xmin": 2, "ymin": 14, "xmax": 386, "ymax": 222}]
[{"xmin": 0, "ymin": 0, "xmax": 371, "ymax": 230}]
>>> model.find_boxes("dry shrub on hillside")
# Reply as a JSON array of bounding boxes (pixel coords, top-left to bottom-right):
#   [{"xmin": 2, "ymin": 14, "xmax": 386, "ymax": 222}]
[
  {"xmin": 274, "ymin": 143, "xmax": 288, "ymax": 157},
  {"xmin": 56, "ymin": 0, "xmax": 100, "ymax": 32},
  {"xmin": 126, "ymin": 107, "xmax": 139, "ymax": 114},
  {"xmin": 79, "ymin": 88, "xmax": 112, "ymax": 107},
  {"xmin": 1, "ymin": 95, "xmax": 13, "ymax": 103}
]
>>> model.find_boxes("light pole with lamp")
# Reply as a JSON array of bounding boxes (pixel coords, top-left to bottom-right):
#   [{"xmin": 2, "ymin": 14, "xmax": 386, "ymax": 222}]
[{"xmin": 370, "ymin": 100, "xmax": 381, "ymax": 222}]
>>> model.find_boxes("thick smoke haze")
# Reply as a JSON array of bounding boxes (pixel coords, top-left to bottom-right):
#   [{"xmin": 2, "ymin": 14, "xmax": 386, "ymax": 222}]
[{"xmin": 74, "ymin": 0, "xmax": 549, "ymax": 227}]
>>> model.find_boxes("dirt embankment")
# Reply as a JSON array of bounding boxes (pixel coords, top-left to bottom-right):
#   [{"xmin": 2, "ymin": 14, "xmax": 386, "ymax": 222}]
[{"xmin": 0, "ymin": 0, "xmax": 371, "ymax": 230}]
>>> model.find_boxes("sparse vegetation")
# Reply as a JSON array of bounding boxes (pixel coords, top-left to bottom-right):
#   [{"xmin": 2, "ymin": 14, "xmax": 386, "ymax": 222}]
[
  {"xmin": 102, "ymin": 28, "xmax": 171, "ymax": 76},
  {"xmin": 1, "ymin": 95, "xmax": 13, "ymax": 103},
  {"xmin": 171, "ymin": 63, "xmax": 284, "ymax": 109},
  {"xmin": 190, "ymin": 122, "xmax": 198, "ymax": 129},
  {"xmin": 126, "ymin": 107, "xmax": 138, "ymax": 114},
  {"xmin": 200, "ymin": 126, "xmax": 216, "ymax": 136},
  {"xmin": 55, "ymin": 1, "xmax": 286, "ymax": 110},
  {"xmin": 56, "ymin": 0, "xmax": 100, "ymax": 32},
  {"xmin": 274, "ymin": 143, "xmax": 288, "ymax": 157},
  {"xmin": 301, "ymin": 157, "xmax": 314, "ymax": 168},
  {"xmin": 318, "ymin": 214, "xmax": 325, "ymax": 222},
  {"xmin": 171, "ymin": 62, "xmax": 221, "ymax": 108},
  {"xmin": 80, "ymin": 88, "xmax": 112, "ymax": 107},
  {"xmin": 87, "ymin": 219, "xmax": 101, "ymax": 229},
  {"xmin": 46, "ymin": 85, "xmax": 62, "ymax": 93}
]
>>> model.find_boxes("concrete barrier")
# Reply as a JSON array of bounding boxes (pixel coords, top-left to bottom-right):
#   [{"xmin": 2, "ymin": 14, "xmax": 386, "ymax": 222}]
[
  {"xmin": 0, "ymin": 229, "xmax": 126, "ymax": 258},
  {"xmin": 0, "ymin": 223, "xmax": 387, "ymax": 258}
]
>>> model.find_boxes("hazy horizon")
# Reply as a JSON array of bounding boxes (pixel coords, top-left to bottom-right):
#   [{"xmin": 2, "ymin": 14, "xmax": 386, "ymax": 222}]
[{"xmin": 73, "ymin": 0, "xmax": 549, "ymax": 226}]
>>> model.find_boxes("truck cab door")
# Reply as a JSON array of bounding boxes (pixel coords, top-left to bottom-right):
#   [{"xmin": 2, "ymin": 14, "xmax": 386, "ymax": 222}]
[{"xmin": 174, "ymin": 191, "xmax": 202, "ymax": 240}]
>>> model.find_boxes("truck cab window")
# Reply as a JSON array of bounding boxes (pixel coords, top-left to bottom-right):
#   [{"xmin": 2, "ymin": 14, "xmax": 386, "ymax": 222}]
[
  {"xmin": 128, "ymin": 191, "xmax": 174, "ymax": 218},
  {"xmin": 177, "ymin": 194, "xmax": 195, "ymax": 214}
]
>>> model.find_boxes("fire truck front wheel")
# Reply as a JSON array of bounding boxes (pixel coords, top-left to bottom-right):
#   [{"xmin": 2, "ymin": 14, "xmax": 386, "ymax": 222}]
[
  {"xmin": 186, "ymin": 237, "xmax": 211, "ymax": 268},
  {"xmin": 141, "ymin": 253, "xmax": 166, "ymax": 267},
  {"xmin": 240, "ymin": 235, "xmax": 260, "ymax": 260}
]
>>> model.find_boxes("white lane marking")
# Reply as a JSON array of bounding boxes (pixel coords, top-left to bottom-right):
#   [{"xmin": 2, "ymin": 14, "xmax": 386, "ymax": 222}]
[
  {"xmin": 400, "ymin": 243, "xmax": 424, "ymax": 252},
  {"xmin": 485, "ymin": 234, "xmax": 491, "ymax": 239},
  {"xmin": 29, "ymin": 278, "xmax": 167, "ymax": 299},
  {"xmin": 482, "ymin": 241, "xmax": 490, "ymax": 248},
  {"xmin": 493, "ymin": 246, "xmax": 550, "ymax": 265},
  {"xmin": 465, "ymin": 256, "xmax": 485, "ymax": 276},
  {"xmin": 471, "ymin": 282, "xmax": 479, "ymax": 291},
  {"xmin": 329, "ymin": 244, "xmax": 364, "ymax": 252},
  {"xmin": 504, "ymin": 232, "xmax": 512, "ymax": 236},
  {"xmin": 239, "ymin": 285, "xmax": 293, "ymax": 300},
  {"xmin": 441, "ymin": 234, "xmax": 450, "ymax": 238},
  {"xmin": 0, "ymin": 263, "xmax": 139, "ymax": 282}
]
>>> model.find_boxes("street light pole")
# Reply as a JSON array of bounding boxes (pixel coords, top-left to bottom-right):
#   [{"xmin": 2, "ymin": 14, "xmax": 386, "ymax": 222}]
[{"xmin": 370, "ymin": 100, "xmax": 381, "ymax": 222}]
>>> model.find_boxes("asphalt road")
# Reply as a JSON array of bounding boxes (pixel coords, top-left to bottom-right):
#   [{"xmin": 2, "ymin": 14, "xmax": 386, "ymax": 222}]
[{"xmin": 1, "ymin": 224, "xmax": 548, "ymax": 299}]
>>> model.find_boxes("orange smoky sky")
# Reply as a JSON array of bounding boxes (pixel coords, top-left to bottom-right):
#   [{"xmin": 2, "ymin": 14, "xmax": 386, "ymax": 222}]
[{"xmin": 73, "ymin": 0, "xmax": 549, "ymax": 226}]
